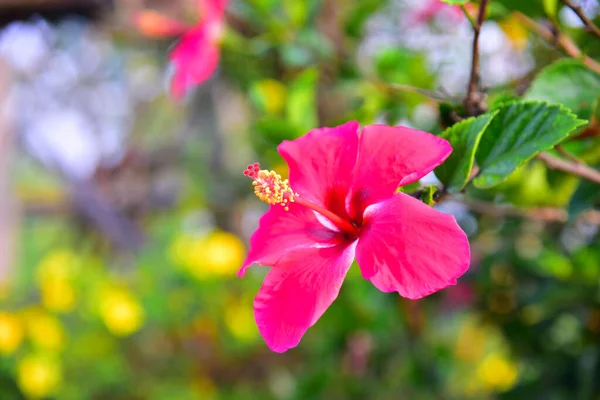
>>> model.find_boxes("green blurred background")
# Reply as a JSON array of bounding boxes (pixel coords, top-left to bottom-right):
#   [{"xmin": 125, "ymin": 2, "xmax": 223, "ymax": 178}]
[{"xmin": 0, "ymin": 0, "xmax": 599, "ymax": 399}]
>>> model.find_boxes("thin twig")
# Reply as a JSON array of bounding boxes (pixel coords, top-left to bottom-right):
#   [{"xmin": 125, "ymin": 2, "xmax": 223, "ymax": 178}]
[
  {"xmin": 374, "ymin": 81, "xmax": 454, "ymax": 102},
  {"xmin": 555, "ymin": 145, "xmax": 582, "ymax": 164},
  {"xmin": 464, "ymin": 0, "xmax": 490, "ymax": 117},
  {"xmin": 462, "ymin": 198, "xmax": 567, "ymax": 221},
  {"xmin": 538, "ymin": 152, "xmax": 600, "ymax": 184},
  {"xmin": 461, "ymin": 197, "xmax": 600, "ymax": 224},
  {"xmin": 561, "ymin": 0, "xmax": 600, "ymax": 40},
  {"xmin": 514, "ymin": 12, "xmax": 600, "ymax": 74}
]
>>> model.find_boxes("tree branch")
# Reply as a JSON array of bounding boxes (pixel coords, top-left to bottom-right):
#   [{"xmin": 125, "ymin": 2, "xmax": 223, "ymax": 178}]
[
  {"xmin": 514, "ymin": 12, "xmax": 600, "ymax": 74},
  {"xmin": 537, "ymin": 152, "xmax": 600, "ymax": 184},
  {"xmin": 464, "ymin": 0, "xmax": 490, "ymax": 117},
  {"xmin": 561, "ymin": 0, "xmax": 600, "ymax": 40},
  {"xmin": 555, "ymin": 145, "xmax": 583, "ymax": 164},
  {"xmin": 374, "ymin": 81, "xmax": 454, "ymax": 102},
  {"xmin": 461, "ymin": 197, "xmax": 600, "ymax": 224}
]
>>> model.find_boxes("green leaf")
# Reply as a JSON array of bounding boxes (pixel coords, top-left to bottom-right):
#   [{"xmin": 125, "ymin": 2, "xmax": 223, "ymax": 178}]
[
  {"xmin": 496, "ymin": 0, "xmax": 546, "ymax": 17},
  {"xmin": 421, "ymin": 186, "xmax": 439, "ymax": 206},
  {"xmin": 283, "ymin": 0, "xmax": 308, "ymax": 26},
  {"xmin": 435, "ymin": 111, "xmax": 498, "ymax": 193},
  {"xmin": 533, "ymin": 249, "xmax": 573, "ymax": 280},
  {"xmin": 398, "ymin": 180, "xmax": 421, "ymax": 194},
  {"xmin": 525, "ymin": 59, "xmax": 600, "ymax": 119},
  {"xmin": 375, "ymin": 48, "xmax": 432, "ymax": 88},
  {"xmin": 440, "ymin": 0, "xmax": 468, "ymax": 4},
  {"xmin": 543, "ymin": 0, "xmax": 558, "ymax": 18},
  {"xmin": 474, "ymin": 101, "xmax": 587, "ymax": 188},
  {"xmin": 286, "ymin": 69, "xmax": 318, "ymax": 135}
]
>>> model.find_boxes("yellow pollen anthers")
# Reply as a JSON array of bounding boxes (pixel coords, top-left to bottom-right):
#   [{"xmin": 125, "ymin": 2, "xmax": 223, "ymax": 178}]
[{"xmin": 244, "ymin": 163, "xmax": 297, "ymax": 210}]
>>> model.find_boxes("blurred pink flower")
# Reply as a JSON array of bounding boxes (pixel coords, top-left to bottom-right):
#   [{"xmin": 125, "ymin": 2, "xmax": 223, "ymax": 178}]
[
  {"xmin": 133, "ymin": 0, "xmax": 227, "ymax": 99},
  {"xmin": 240, "ymin": 121, "xmax": 471, "ymax": 352},
  {"xmin": 409, "ymin": 0, "xmax": 467, "ymax": 25}
]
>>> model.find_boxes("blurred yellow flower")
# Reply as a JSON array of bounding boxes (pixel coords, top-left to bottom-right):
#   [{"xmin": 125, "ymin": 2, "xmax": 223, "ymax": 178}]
[
  {"xmin": 476, "ymin": 352, "xmax": 519, "ymax": 392},
  {"xmin": 251, "ymin": 79, "xmax": 287, "ymax": 115},
  {"xmin": 0, "ymin": 312, "xmax": 24, "ymax": 355},
  {"xmin": 201, "ymin": 232, "xmax": 246, "ymax": 276},
  {"xmin": 36, "ymin": 250, "xmax": 79, "ymax": 282},
  {"xmin": 224, "ymin": 299, "xmax": 258, "ymax": 342},
  {"xmin": 499, "ymin": 15, "xmax": 528, "ymax": 51},
  {"xmin": 17, "ymin": 354, "xmax": 62, "ymax": 399},
  {"xmin": 40, "ymin": 280, "xmax": 76, "ymax": 313},
  {"xmin": 100, "ymin": 287, "xmax": 144, "ymax": 336},
  {"xmin": 171, "ymin": 231, "xmax": 246, "ymax": 280},
  {"xmin": 24, "ymin": 311, "xmax": 66, "ymax": 352},
  {"xmin": 36, "ymin": 250, "xmax": 80, "ymax": 313},
  {"xmin": 455, "ymin": 319, "xmax": 487, "ymax": 362}
]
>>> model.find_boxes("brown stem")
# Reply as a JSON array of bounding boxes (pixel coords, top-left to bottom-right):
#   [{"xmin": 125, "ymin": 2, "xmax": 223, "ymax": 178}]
[
  {"xmin": 561, "ymin": 0, "xmax": 600, "ymax": 40},
  {"xmin": 555, "ymin": 145, "xmax": 582, "ymax": 164},
  {"xmin": 464, "ymin": 0, "xmax": 490, "ymax": 117},
  {"xmin": 537, "ymin": 152, "xmax": 600, "ymax": 184},
  {"xmin": 461, "ymin": 197, "xmax": 600, "ymax": 224},
  {"xmin": 377, "ymin": 82, "xmax": 453, "ymax": 102},
  {"xmin": 514, "ymin": 12, "xmax": 600, "ymax": 74}
]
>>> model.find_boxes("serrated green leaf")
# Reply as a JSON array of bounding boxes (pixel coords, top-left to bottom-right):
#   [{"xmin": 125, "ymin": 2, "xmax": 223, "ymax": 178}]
[
  {"xmin": 525, "ymin": 59, "xmax": 600, "ymax": 119},
  {"xmin": 435, "ymin": 111, "xmax": 498, "ymax": 193},
  {"xmin": 474, "ymin": 101, "xmax": 587, "ymax": 188},
  {"xmin": 421, "ymin": 186, "xmax": 439, "ymax": 206}
]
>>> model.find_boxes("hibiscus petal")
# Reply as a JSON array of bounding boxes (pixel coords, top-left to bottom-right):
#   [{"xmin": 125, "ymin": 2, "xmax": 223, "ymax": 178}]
[
  {"xmin": 355, "ymin": 193, "xmax": 470, "ymax": 300},
  {"xmin": 348, "ymin": 125, "xmax": 451, "ymax": 220},
  {"xmin": 254, "ymin": 243, "xmax": 356, "ymax": 352},
  {"xmin": 168, "ymin": 26, "xmax": 220, "ymax": 99},
  {"xmin": 278, "ymin": 121, "xmax": 359, "ymax": 218},
  {"xmin": 239, "ymin": 202, "xmax": 347, "ymax": 277}
]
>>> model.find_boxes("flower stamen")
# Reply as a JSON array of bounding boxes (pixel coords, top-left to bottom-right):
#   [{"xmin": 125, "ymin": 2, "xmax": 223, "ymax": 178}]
[
  {"xmin": 244, "ymin": 163, "xmax": 296, "ymax": 211},
  {"xmin": 243, "ymin": 162, "xmax": 359, "ymax": 237}
]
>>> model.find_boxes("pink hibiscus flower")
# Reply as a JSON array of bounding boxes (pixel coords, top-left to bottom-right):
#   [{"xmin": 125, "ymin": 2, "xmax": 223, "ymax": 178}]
[
  {"xmin": 409, "ymin": 0, "xmax": 466, "ymax": 25},
  {"xmin": 240, "ymin": 121, "xmax": 471, "ymax": 352},
  {"xmin": 134, "ymin": 0, "xmax": 227, "ymax": 99}
]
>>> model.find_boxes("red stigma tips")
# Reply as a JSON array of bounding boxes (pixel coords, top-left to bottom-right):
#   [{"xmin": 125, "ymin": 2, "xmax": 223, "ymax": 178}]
[
  {"xmin": 244, "ymin": 163, "xmax": 261, "ymax": 179},
  {"xmin": 244, "ymin": 163, "xmax": 296, "ymax": 210}
]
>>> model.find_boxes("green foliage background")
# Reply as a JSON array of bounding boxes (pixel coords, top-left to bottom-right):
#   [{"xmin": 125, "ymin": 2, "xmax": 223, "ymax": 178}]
[{"xmin": 1, "ymin": 0, "xmax": 600, "ymax": 399}]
